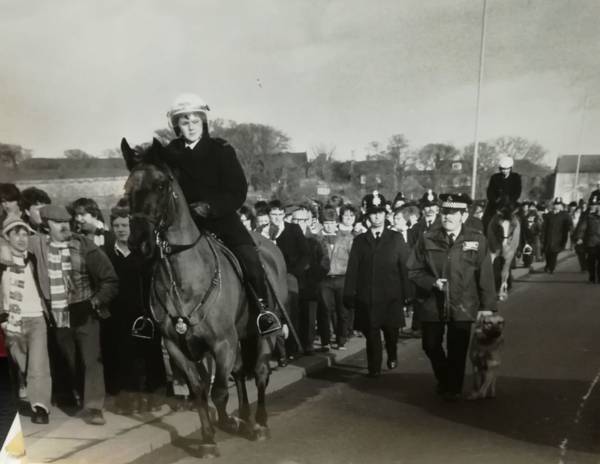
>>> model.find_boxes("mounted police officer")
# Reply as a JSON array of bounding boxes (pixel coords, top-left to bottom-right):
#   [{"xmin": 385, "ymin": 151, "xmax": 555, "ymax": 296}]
[
  {"xmin": 407, "ymin": 193, "xmax": 497, "ymax": 401},
  {"xmin": 163, "ymin": 93, "xmax": 280, "ymax": 335},
  {"xmin": 343, "ymin": 191, "xmax": 411, "ymax": 377},
  {"xmin": 483, "ymin": 156, "xmax": 522, "ymax": 232}
]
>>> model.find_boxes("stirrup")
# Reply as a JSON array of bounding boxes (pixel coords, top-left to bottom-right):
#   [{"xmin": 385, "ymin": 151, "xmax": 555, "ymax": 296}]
[{"xmin": 256, "ymin": 311, "xmax": 282, "ymax": 336}]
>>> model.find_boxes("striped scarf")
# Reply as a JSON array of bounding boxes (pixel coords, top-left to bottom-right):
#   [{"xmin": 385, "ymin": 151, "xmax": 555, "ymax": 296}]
[
  {"xmin": 48, "ymin": 242, "xmax": 72, "ymax": 328},
  {"xmin": 3, "ymin": 255, "xmax": 27, "ymax": 334}
]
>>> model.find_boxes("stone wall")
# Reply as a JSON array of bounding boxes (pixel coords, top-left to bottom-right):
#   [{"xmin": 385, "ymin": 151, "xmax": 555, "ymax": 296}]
[{"xmin": 17, "ymin": 176, "xmax": 128, "ymax": 211}]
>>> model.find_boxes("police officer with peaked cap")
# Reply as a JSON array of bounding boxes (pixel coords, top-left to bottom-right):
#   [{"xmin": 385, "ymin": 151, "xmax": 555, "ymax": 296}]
[
  {"xmin": 343, "ymin": 191, "xmax": 412, "ymax": 377},
  {"xmin": 407, "ymin": 193, "xmax": 497, "ymax": 400}
]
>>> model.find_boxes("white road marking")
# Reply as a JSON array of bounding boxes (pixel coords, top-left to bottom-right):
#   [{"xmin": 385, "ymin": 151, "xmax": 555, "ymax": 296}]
[{"xmin": 557, "ymin": 369, "xmax": 600, "ymax": 463}]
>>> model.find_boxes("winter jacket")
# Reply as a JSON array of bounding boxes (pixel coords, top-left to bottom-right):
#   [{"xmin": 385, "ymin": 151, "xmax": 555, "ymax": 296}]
[{"xmin": 407, "ymin": 226, "xmax": 496, "ymax": 322}]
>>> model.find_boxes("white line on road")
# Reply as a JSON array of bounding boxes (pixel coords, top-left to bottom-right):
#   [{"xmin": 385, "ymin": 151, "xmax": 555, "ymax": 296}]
[{"xmin": 557, "ymin": 369, "xmax": 600, "ymax": 464}]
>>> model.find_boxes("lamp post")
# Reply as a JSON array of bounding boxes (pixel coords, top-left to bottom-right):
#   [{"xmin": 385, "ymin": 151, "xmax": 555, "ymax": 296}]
[
  {"xmin": 573, "ymin": 94, "xmax": 595, "ymax": 202},
  {"xmin": 471, "ymin": 0, "xmax": 488, "ymax": 199}
]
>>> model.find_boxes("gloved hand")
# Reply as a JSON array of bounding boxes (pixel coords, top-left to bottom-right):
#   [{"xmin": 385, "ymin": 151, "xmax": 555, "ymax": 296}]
[
  {"xmin": 282, "ymin": 324, "xmax": 290, "ymax": 340},
  {"xmin": 191, "ymin": 202, "xmax": 211, "ymax": 218},
  {"xmin": 477, "ymin": 310, "xmax": 494, "ymax": 320}
]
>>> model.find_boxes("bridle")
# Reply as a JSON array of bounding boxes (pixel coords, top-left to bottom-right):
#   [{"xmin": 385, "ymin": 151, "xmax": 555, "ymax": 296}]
[{"xmin": 128, "ymin": 168, "xmax": 221, "ymax": 336}]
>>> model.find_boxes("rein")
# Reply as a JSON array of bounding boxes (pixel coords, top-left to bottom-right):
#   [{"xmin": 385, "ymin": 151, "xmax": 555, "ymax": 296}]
[{"xmin": 136, "ymin": 173, "xmax": 221, "ymax": 335}]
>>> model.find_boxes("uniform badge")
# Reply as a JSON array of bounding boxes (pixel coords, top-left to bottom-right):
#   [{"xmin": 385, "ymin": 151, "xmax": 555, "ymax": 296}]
[
  {"xmin": 463, "ymin": 241, "xmax": 479, "ymax": 251},
  {"xmin": 175, "ymin": 317, "xmax": 188, "ymax": 335},
  {"xmin": 372, "ymin": 191, "xmax": 381, "ymax": 206}
]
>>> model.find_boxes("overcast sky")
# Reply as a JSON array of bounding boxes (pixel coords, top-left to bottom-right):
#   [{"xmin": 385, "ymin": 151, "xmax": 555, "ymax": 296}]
[{"xmin": 1, "ymin": 0, "xmax": 600, "ymax": 165}]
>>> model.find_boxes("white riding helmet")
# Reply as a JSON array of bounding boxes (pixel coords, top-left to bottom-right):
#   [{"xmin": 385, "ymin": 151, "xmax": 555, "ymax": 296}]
[
  {"xmin": 167, "ymin": 93, "xmax": 210, "ymax": 129},
  {"xmin": 498, "ymin": 156, "xmax": 514, "ymax": 169}
]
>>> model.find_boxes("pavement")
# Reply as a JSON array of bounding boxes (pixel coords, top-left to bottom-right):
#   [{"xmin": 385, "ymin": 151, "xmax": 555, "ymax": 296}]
[{"xmin": 19, "ymin": 251, "xmax": 573, "ymax": 464}]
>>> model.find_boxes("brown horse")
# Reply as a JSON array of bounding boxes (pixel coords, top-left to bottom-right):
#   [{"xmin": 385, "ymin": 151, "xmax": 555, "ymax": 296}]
[{"xmin": 121, "ymin": 138, "xmax": 284, "ymax": 458}]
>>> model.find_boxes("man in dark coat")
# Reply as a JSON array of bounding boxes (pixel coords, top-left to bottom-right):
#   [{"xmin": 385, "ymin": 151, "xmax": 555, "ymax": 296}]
[
  {"xmin": 483, "ymin": 156, "xmax": 522, "ymax": 232},
  {"xmin": 542, "ymin": 198, "xmax": 572, "ymax": 273},
  {"xmin": 343, "ymin": 191, "xmax": 411, "ymax": 377},
  {"xmin": 407, "ymin": 193, "xmax": 497, "ymax": 401},
  {"xmin": 574, "ymin": 196, "xmax": 600, "ymax": 283},
  {"xmin": 588, "ymin": 182, "xmax": 600, "ymax": 204},
  {"xmin": 291, "ymin": 206, "xmax": 330, "ymax": 354},
  {"xmin": 266, "ymin": 200, "xmax": 310, "ymax": 363},
  {"xmin": 164, "ymin": 93, "xmax": 280, "ymax": 335},
  {"xmin": 413, "ymin": 190, "xmax": 441, "ymax": 237}
]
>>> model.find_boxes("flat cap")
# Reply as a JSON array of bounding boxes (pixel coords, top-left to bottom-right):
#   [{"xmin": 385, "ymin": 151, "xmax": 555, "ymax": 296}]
[{"xmin": 40, "ymin": 205, "xmax": 71, "ymax": 222}]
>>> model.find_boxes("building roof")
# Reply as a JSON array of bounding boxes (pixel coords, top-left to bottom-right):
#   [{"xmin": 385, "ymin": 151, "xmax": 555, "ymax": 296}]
[{"xmin": 556, "ymin": 155, "xmax": 600, "ymax": 173}]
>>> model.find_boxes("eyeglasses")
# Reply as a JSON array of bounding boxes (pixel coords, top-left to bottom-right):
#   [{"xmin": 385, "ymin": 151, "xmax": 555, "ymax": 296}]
[{"xmin": 291, "ymin": 218, "xmax": 309, "ymax": 223}]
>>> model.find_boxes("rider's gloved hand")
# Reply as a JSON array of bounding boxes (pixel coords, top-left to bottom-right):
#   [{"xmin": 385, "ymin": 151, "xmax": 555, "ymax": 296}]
[{"xmin": 191, "ymin": 202, "xmax": 211, "ymax": 218}]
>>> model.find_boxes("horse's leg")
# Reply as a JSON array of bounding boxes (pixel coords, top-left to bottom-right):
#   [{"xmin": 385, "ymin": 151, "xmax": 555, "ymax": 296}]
[
  {"xmin": 252, "ymin": 337, "xmax": 272, "ymax": 441},
  {"xmin": 163, "ymin": 338, "xmax": 218, "ymax": 458},
  {"xmin": 232, "ymin": 342, "xmax": 251, "ymax": 423},
  {"xmin": 211, "ymin": 337, "xmax": 243, "ymax": 435}
]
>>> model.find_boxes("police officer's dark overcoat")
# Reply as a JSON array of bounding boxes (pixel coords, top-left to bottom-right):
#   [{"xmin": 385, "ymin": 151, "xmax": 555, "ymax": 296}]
[
  {"xmin": 343, "ymin": 228, "xmax": 410, "ymax": 330},
  {"xmin": 542, "ymin": 211, "xmax": 571, "ymax": 253},
  {"xmin": 407, "ymin": 226, "xmax": 496, "ymax": 322},
  {"xmin": 165, "ymin": 136, "xmax": 252, "ymax": 247}
]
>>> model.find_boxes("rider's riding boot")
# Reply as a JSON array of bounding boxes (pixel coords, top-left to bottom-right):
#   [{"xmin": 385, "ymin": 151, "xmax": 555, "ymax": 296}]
[
  {"xmin": 256, "ymin": 298, "xmax": 282, "ymax": 336},
  {"xmin": 229, "ymin": 243, "xmax": 283, "ymax": 336}
]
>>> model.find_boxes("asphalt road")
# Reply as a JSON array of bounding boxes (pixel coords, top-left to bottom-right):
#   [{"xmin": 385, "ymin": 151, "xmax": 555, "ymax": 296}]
[{"xmin": 131, "ymin": 255, "xmax": 600, "ymax": 464}]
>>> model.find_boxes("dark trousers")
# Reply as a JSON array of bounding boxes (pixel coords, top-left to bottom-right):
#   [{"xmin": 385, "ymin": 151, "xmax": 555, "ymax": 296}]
[
  {"xmin": 362, "ymin": 327, "xmax": 399, "ymax": 374},
  {"xmin": 575, "ymin": 244, "xmax": 587, "ymax": 271},
  {"xmin": 275, "ymin": 289, "xmax": 301, "ymax": 359},
  {"xmin": 586, "ymin": 246, "xmax": 600, "ymax": 283},
  {"xmin": 545, "ymin": 251, "xmax": 559, "ymax": 272},
  {"xmin": 54, "ymin": 316, "xmax": 105, "ymax": 410},
  {"xmin": 298, "ymin": 298, "xmax": 317, "ymax": 352},
  {"xmin": 421, "ymin": 322, "xmax": 472, "ymax": 394},
  {"xmin": 318, "ymin": 276, "xmax": 350, "ymax": 346},
  {"xmin": 230, "ymin": 244, "xmax": 268, "ymax": 300}
]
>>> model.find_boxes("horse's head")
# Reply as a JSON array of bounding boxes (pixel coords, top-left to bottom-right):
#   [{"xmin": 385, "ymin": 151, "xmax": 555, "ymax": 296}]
[
  {"xmin": 122, "ymin": 137, "xmax": 176, "ymax": 260},
  {"xmin": 495, "ymin": 199, "xmax": 518, "ymax": 222}
]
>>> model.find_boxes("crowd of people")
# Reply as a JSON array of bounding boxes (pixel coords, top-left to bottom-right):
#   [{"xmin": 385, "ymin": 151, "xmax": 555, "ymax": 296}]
[
  {"xmin": 0, "ymin": 177, "xmax": 592, "ymax": 420},
  {"xmin": 1, "ymin": 91, "xmax": 598, "ymax": 427}
]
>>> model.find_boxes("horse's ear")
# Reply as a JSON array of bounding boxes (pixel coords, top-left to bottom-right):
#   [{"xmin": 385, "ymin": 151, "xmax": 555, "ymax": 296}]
[
  {"xmin": 121, "ymin": 138, "xmax": 140, "ymax": 171},
  {"xmin": 151, "ymin": 138, "xmax": 163, "ymax": 150}
]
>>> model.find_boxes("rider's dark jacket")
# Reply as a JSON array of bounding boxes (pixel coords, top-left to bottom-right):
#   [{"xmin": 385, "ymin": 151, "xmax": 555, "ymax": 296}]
[
  {"xmin": 486, "ymin": 171, "xmax": 522, "ymax": 208},
  {"xmin": 165, "ymin": 136, "xmax": 252, "ymax": 247},
  {"xmin": 407, "ymin": 226, "xmax": 496, "ymax": 323}
]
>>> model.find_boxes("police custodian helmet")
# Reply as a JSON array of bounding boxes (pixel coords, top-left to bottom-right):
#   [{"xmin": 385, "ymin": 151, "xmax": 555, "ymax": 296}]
[{"xmin": 362, "ymin": 191, "xmax": 387, "ymax": 215}]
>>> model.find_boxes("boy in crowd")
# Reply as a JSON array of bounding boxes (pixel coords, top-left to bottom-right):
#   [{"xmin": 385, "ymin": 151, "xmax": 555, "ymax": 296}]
[{"xmin": 0, "ymin": 214, "xmax": 52, "ymax": 424}]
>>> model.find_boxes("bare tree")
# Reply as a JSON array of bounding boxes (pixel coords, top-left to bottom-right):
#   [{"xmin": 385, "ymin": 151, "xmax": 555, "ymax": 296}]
[
  {"xmin": 492, "ymin": 136, "xmax": 548, "ymax": 165},
  {"xmin": 0, "ymin": 143, "xmax": 32, "ymax": 168},
  {"xmin": 64, "ymin": 149, "xmax": 94, "ymax": 159},
  {"xmin": 209, "ymin": 119, "xmax": 291, "ymax": 191},
  {"xmin": 154, "ymin": 127, "xmax": 177, "ymax": 145}
]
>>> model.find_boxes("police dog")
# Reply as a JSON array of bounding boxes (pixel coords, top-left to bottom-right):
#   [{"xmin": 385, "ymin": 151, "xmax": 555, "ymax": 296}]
[{"xmin": 468, "ymin": 314, "xmax": 505, "ymax": 400}]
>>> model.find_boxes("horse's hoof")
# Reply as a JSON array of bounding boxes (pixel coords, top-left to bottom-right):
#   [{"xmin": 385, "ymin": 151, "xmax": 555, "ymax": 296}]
[
  {"xmin": 199, "ymin": 443, "xmax": 220, "ymax": 458},
  {"xmin": 219, "ymin": 416, "xmax": 244, "ymax": 435},
  {"xmin": 252, "ymin": 424, "xmax": 270, "ymax": 441}
]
